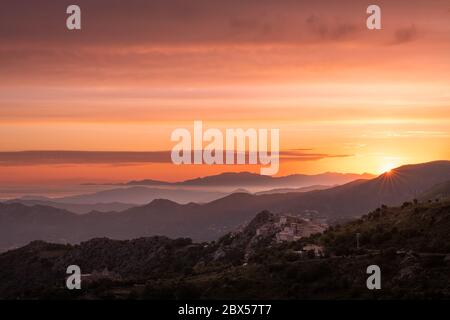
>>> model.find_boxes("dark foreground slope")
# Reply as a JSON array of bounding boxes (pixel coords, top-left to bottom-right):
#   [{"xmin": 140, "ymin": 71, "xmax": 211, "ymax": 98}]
[{"xmin": 0, "ymin": 200, "xmax": 449, "ymax": 299}]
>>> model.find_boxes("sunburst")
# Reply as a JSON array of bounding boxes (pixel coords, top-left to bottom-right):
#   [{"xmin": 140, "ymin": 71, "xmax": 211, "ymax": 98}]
[{"xmin": 380, "ymin": 162, "xmax": 397, "ymax": 174}]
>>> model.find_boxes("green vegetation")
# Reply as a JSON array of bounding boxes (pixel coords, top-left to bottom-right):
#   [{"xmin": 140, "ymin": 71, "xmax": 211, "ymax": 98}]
[{"xmin": 1, "ymin": 201, "xmax": 449, "ymax": 299}]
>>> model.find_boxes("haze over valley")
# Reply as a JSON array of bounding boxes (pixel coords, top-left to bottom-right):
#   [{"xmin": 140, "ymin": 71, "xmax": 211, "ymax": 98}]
[{"xmin": 1, "ymin": 161, "xmax": 448, "ymax": 252}]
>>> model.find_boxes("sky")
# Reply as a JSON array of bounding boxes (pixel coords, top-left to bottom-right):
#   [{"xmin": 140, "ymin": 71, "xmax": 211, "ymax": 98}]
[{"xmin": 0, "ymin": 0, "xmax": 449, "ymax": 185}]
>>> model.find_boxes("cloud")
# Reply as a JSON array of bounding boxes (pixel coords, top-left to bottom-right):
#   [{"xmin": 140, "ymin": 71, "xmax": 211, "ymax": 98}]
[
  {"xmin": 305, "ymin": 15, "xmax": 359, "ymax": 41},
  {"xmin": 391, "ymin": 25, "xmax": 418, "ymax": 45},
  {"xmin": 0, "ymin": 151, "xmax": 172, "ymax": 166},
  {"xmin": 0, "ymin": 0, "xmax": 369, "ymax": 47},
  {"xmin": 0, "ymin": 150, "xmax": 352, "ymax": 166},
  {"xmin": 281, "ymin": 150, "xmax": 352, "ymax": 161},
  {"xmin": 228, "ymin": 17, "xmax": 274, "ymax": 40}
]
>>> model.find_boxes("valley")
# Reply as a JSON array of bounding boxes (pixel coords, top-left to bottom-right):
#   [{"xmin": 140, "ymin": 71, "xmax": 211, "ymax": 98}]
[{"xmin": 1, "ymin": 198, "xmax": 449, "ymax": 299}]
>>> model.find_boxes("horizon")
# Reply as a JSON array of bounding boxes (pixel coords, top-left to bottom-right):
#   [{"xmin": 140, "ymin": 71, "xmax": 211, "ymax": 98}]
[
  {"xmin": 0, "ymin": 159, "xmax": 447, "ymax": 200},
  {"xmin": 0, "ymin": 155, "xmax": 446, "ymax": 187}
]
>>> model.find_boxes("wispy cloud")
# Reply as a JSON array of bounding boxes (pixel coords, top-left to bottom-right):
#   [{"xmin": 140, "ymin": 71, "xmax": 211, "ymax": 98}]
[
  {"xmin": 281, "ymin": 150, "xmax": 351, "ymax": 161},
  {"xmin": 0, "ymin": 151, "xmax": 171, "ymax": 166},
  {"xmin": 305, "ymin": 15, "xmax": 359, "ymax": 41},
  {"xmin": 0, "ymin": 150, "xmax": 351, "ymax": 166},
  {"xmin": 391, "ymin": 25, "xmax": 418, "ymax": 45}
]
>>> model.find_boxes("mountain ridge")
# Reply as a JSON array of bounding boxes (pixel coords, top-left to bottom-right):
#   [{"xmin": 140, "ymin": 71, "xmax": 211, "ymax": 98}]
[
  {"xmin": 126, "ymin": 171, "xmax": 376, "ymax": 189},
  {"xmin": 0, "ymin": 161, "xmax": 449, "ymax": 250},
  {"xmin": 1, "ymin": 199, "xmax": 449, "ymax": 299}
]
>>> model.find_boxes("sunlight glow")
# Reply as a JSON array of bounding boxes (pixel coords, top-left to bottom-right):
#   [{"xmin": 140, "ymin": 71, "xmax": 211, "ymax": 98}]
[{"xmin": 380, "ymin": 162, "xmax": 397, "ymax": 174}]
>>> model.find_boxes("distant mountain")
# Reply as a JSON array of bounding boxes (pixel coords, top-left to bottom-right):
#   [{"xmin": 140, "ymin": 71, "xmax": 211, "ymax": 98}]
[
  {"xmin": 231, "ymin": 188, "xmax": 252, "ymax": 194},
  {"xmin": 6, "ymin": 186, "xmax": 232, "ymax": 208},
  {"xmin": 123, "ymin": 171, "xmax": 375, "ymax": 191},
  {"xmin": 28, "ymin": 171, "xmax": 369, "ymax": 207},
  {"xmin": 255, "ymin": 184, "xmax": 333, "ymax": 195},
  {"xmin": 125, "ymin": 179, "xmax": 171, "ymax": 186},
  {"xmin": 0, "ymin": 203, "xmax": 79, "ymax": 252},
  {"xmin": 3, "ymin": 199, "xmax": 134, "ymax": 214},
  {"xmin": 0, "ymin": 161, "xmax": 449, "ymax": 250},
  {"xmin": 53, "ymin": 186, "xmax": 228, "ymax": 205}
]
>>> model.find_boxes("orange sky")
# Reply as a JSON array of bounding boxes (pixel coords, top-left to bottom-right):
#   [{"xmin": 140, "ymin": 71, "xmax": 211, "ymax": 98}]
[{"xmin": 0, "ymin": 0, "xmax": 449, "ymax": 184}]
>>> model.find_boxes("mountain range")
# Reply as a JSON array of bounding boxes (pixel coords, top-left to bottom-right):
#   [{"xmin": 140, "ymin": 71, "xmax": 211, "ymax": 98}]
[
  {"xmin": 3, "ymin": 172, "xmax": 372, "ymax": 212},
  {"xmin": 1, "ymin": 198, "xmax": 449, "ymax": 299},
  {"xmin": 0, "ymin": 161, "xmax": 449, "ymax": 251},
  {"xmin": 124, "ymin": 171, "xmax": 375, "ymax": 191},
  {"xmin": 2, "ymin": 199, "xmax": 135, "ymax": 215}
]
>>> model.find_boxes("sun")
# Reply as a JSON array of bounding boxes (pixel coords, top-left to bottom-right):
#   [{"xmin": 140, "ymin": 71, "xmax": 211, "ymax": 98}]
[{"xmin": 380, "ymin": 162, "xmax": 396, "ymax": 174}]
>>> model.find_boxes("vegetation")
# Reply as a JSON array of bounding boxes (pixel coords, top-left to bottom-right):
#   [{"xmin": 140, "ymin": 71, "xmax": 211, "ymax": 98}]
[{"xmin": 0, "ymin": 201, "xmax": 449, "ymax": 299}]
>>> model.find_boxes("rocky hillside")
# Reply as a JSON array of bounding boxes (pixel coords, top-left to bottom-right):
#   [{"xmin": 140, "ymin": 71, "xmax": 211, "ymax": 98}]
[{"xmin": 0, "ymin": 199, "xmax": 449, "ymax": 299}]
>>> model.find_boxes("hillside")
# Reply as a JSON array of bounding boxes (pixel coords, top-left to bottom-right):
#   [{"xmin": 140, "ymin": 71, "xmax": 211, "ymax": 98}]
[
  {"xmin": 419, "ymin": 180, "xmax": 450, "ymax": 202},
  {"xmin": 0, "ymin": 199, "xmax": 449, "ymax": 299},
  {"xmin": 314, "ymin": 200, "xmax": 450, "ymax": 254}
]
